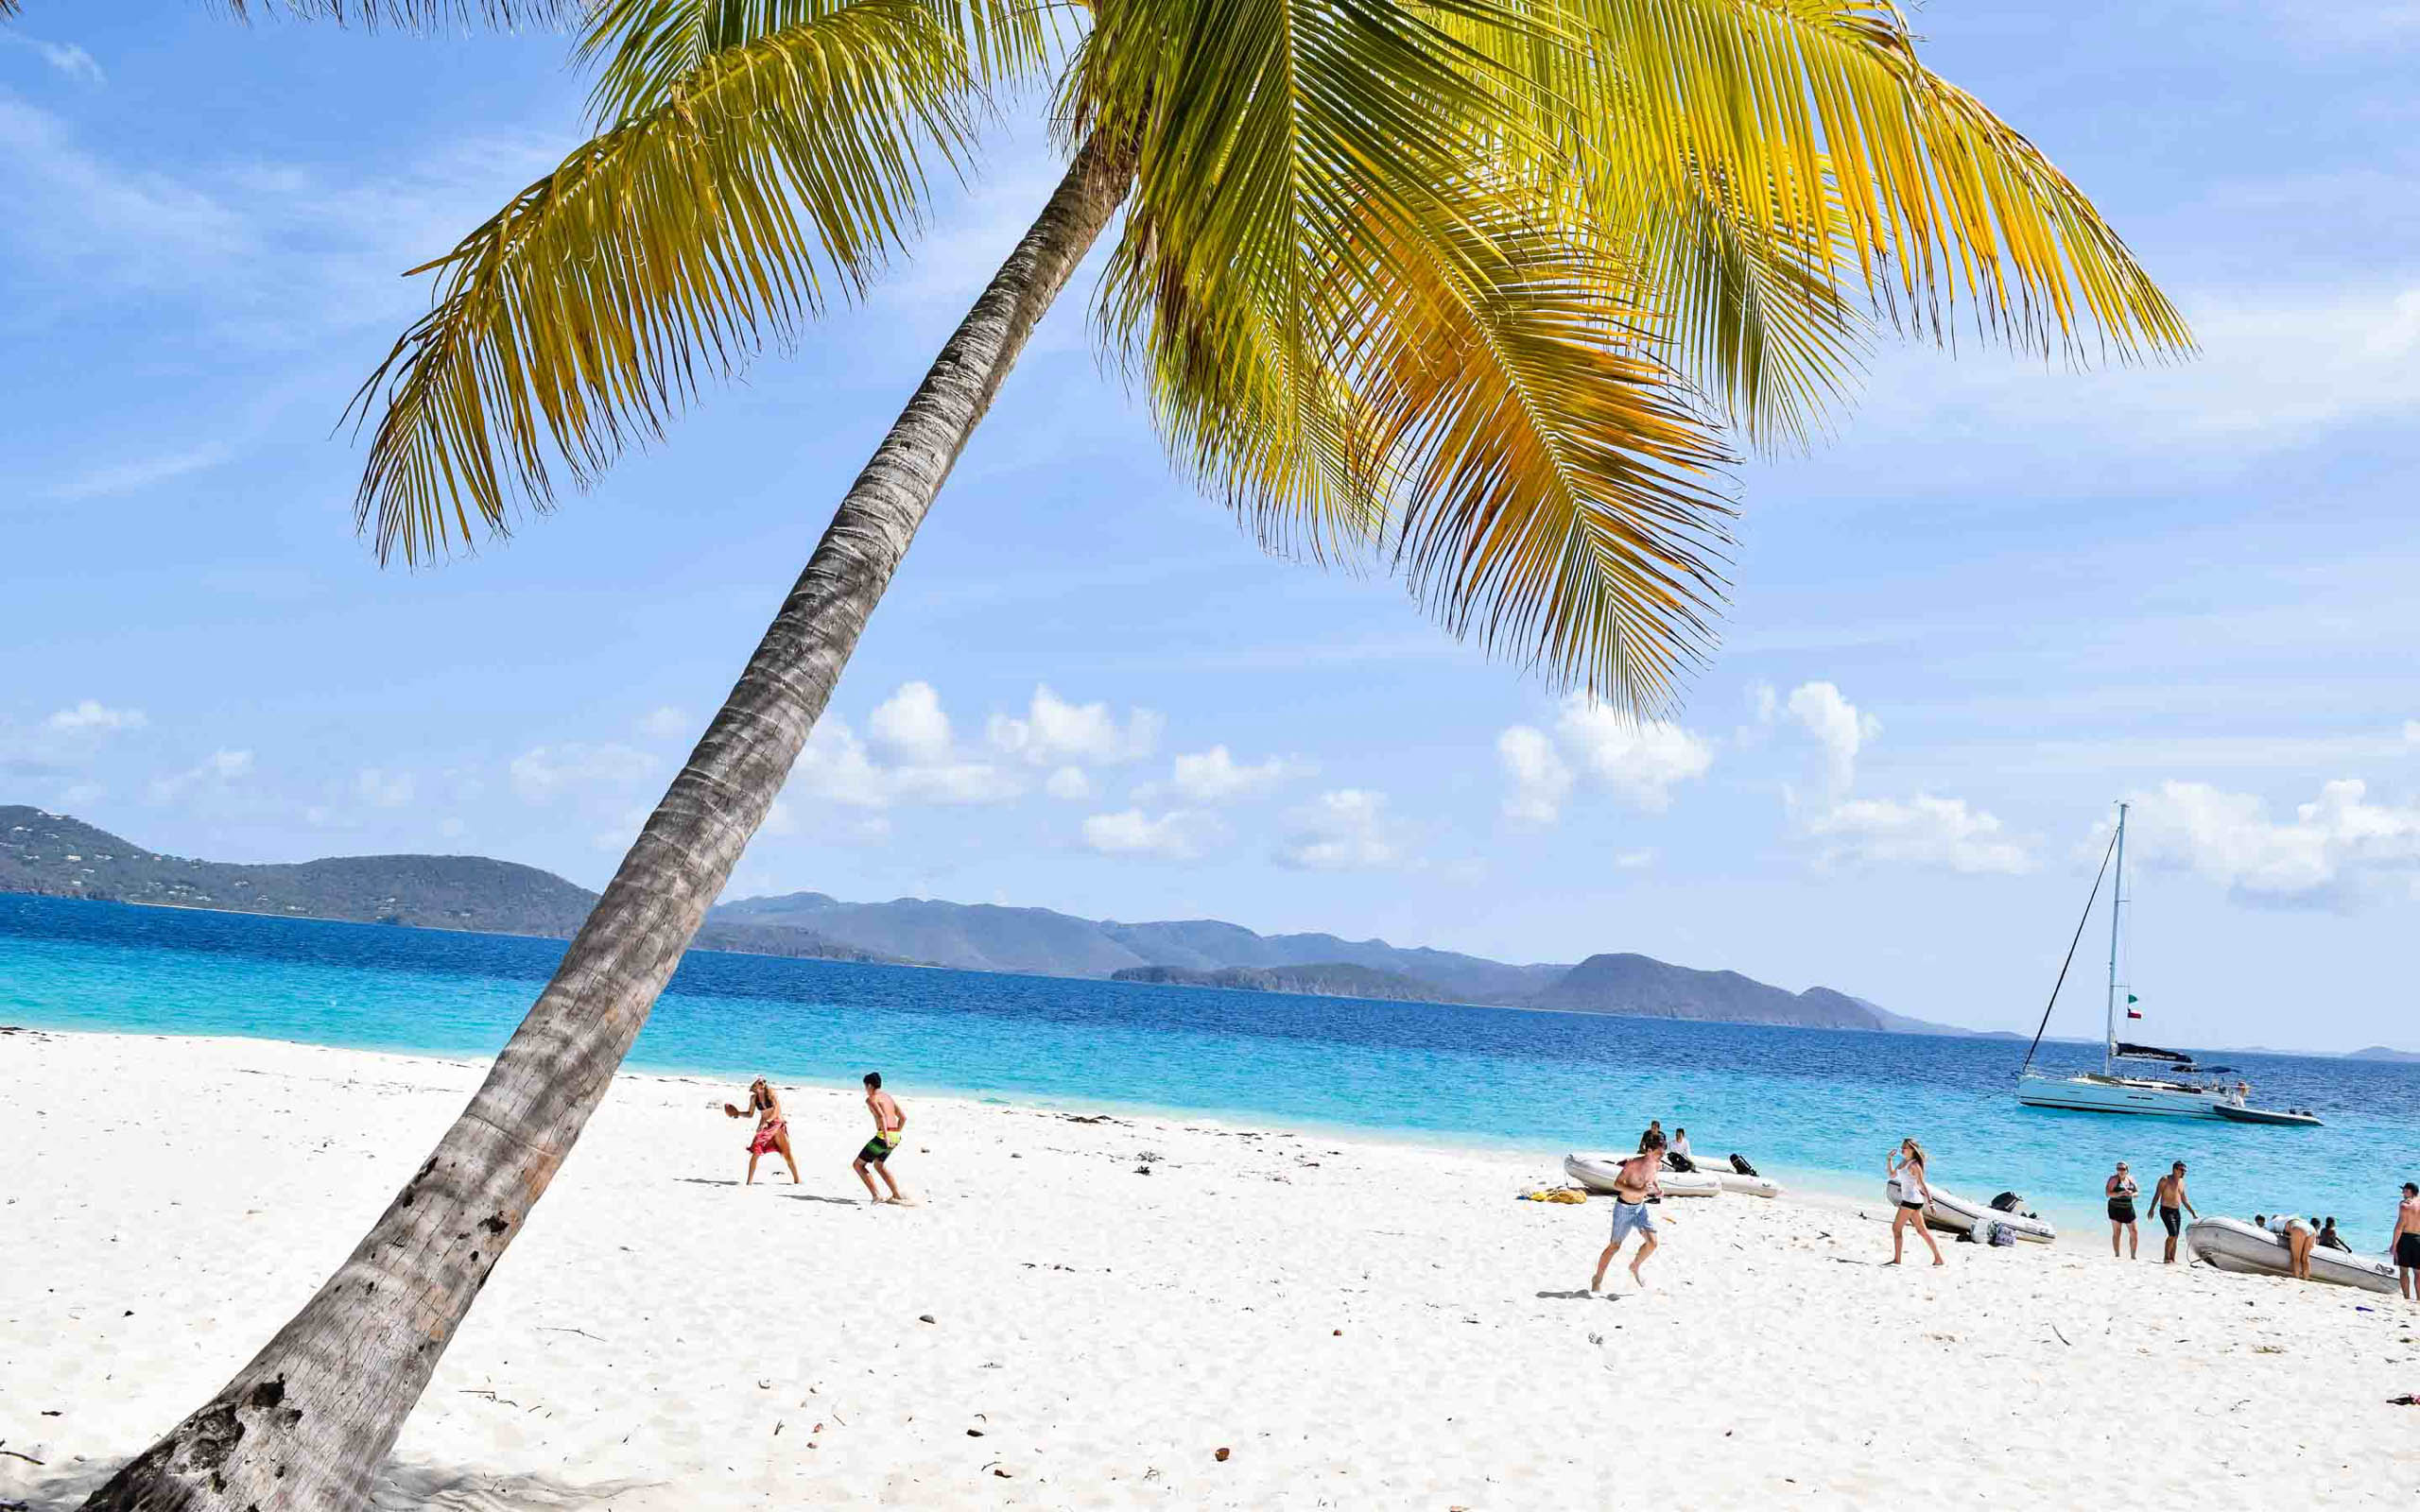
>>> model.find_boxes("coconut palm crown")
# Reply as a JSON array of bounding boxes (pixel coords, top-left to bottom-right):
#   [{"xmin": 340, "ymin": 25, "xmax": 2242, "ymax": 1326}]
[{"xmin": 354, "ymin": 0, "xmax": 2186, "ymax": 708}]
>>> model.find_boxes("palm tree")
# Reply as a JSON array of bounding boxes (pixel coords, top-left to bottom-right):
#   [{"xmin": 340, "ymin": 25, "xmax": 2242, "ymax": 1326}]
[{"xmin": 83, "ymin": 0, "xmax": 2187, "ymax": 1505}]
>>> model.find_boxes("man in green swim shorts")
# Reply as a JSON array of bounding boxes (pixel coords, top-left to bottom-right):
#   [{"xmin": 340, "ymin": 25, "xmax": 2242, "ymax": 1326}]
[{"xmin": 853, "ymin": 1071, "xmax": 914, "ymax": 1205}]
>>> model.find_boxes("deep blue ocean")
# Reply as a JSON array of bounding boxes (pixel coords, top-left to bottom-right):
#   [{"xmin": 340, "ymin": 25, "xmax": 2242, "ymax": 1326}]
[{"xmin": 5, "ymin": 893, "xmax": 2415, "ymax": 1246}]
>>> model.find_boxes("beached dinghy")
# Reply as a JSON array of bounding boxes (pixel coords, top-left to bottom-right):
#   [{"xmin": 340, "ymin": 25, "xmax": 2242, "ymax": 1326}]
[
  {"xmin": 1683, "ymin": 1155, "xmax": 1782, "ymax": 1198},
  {"xmin": 1564, "ymin": 1153, "xmax": 1722, "ymax": 1197},
  {"xmin": 1888, "ymin": 1179, "xmax": 2057, "ymax": 1244},
  {"xmin": 2186, "ymin": 1218, "xmax": 2398, "ymax": 1293}
]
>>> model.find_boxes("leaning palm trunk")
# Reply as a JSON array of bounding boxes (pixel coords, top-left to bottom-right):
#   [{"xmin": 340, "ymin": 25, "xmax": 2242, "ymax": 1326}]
[{"xmin": 82, "ymin": 131, "xmax": 1132, "ymax": 1512}]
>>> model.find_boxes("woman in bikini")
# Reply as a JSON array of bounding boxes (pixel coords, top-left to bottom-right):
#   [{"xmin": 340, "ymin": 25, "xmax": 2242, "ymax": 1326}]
[
  {"xmin": 725, "ymin": 1076, "xmax": 801, "ymax": 1185},
  {"xmin": 1887, "ymin": 1138, "xmax": 1945, "ymax": 1267}
]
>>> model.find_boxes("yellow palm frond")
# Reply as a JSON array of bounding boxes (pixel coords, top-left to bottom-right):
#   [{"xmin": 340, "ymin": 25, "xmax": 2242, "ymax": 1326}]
[
  {"xmin": 348, "ymin": 0, "xmax": 980, "ymax": 563},
  {"xmin": 1564, "ymin": 0, "xmax": 2191, "ymax": 359}
]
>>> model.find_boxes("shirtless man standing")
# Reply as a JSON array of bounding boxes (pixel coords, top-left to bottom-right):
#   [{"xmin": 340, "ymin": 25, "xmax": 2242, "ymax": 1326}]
[
  {"xmin": 2150, "ymin": 1160, "xmax": 2198, "ymax": 1263},
  {"xmin": 2393, "ymin": 1181, "xmax": 2420, "ymax": 1302},
  {"xmin": 852, "ymin": 1072, "xmax": 914, "ymax": 1205},
  {"xmin": 1592, "ymin": 1132, "xmax": 1673, "ymax": 1292}
]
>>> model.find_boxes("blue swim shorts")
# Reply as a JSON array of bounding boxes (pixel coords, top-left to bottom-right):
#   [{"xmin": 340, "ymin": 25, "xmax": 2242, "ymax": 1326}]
[{"xmin": 1610, "ymin": 1199, "xmax": 1658, "ymax": 1244}]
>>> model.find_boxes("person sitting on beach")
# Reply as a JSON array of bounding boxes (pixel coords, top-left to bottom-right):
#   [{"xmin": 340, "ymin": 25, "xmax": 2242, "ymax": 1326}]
[
  {"xmin": 2105, "ymin": 1161, "xmax": 2140, "ymax": 1260},
  {"xmin": 2316, "ymin": 1216, "xmax": 2351, "ymax": 1253},
  {"xmin": 2150, "ymin": 1161, "xmax": 2197, "ymax": 1264},
  {"xmin": 724, "ymin": 1076, "xmax": 800, "ymax": 1186},
  {"xmin": 1638, "ymin": 1119, "xmax": 1664, "ymax": 1154},
  {"xmin": 1592, "ymin": 1132, "xmax": 1672, "ymax": 1291},
  {"xmin": 1670, "ymin": 1126, "xmax": 1691, "ymax": 1160},
  {"xmin": 1886, "ymin": 1138, "xmax": 1945, "ymax": 1267},
  {"xmin": 852, "ymin": 1072, "xmax": 914, "ymax": 1206},
  {"xmin": 2393, "ymin": 1182, "xmax": 2419, "ymax": 1302}
]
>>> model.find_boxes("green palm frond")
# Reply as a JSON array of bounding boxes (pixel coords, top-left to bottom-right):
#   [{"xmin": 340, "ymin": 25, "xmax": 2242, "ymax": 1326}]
[
  {"xmin": 216, "ymin": 0, "xmax": 585, "ymax": 26},
  {"xmin": 579, "ymin": 0, "xmax": 1057, "ymax": 123},
  {"xmin": 348, "ymin": 0, "xmax": 979, "ymax": 563}
]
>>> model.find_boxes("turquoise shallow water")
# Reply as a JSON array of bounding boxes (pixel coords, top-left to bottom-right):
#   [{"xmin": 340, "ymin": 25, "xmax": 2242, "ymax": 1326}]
[{"xmin": 5, "ymin": 894, "xmax": 2415, "ymax": 1247}]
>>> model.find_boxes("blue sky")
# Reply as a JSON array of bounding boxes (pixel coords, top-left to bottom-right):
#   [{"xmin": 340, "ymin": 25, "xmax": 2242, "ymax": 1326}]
[{"xmin": 4, "ymin": 3, "xmax": 2416, "ymax": 1050}]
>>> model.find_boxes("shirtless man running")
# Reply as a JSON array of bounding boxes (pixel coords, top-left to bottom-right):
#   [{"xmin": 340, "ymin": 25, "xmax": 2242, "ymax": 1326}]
[
  {"xmin": 852, "ymin": 1072, "xmax": 914, "ymax": 1205},
  {"xmin": 2150, "ymin": 1160, "xmax": 2198, "ymax": 1263},
  {"xmin": 1591, "ymin": 1132, "xmax": 1673, "ymax": 1292}
]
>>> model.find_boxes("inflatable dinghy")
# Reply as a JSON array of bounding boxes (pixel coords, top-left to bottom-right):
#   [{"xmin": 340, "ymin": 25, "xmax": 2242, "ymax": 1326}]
[
  {"xmin": 1565, "ymin": 1153, "xmax": 1721, "ymax": 1197},
  {"xmin": 2186, "ymin": 1217, "xmax": 2398, "ymax": 1293},
  {"xmin": 1887, "ymin": 1179, "xmax": 2056, "ymax": 1244}
]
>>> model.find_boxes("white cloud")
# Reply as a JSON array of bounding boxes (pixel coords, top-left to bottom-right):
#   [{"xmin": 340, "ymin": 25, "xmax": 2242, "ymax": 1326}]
[
  {"xmin": 1614, "ymin": 849, "xmax": 1655, "ymax": 869},
  {"xmin": 4, "ymin": 33, "xmax": 104, "ymax": 85},
  {"xmin": 2122, "ymin": 778, "xmax": 2420, "ymax": 902},
  {"xmin": 56, "ymin": 782, "xmax": 105, "ymax": 810},
  {"xmin": 148, "ymin": 748, "xmax": 251, "ymax": 805},
  {"xmin": 868, "ymin": 680, "xmax": 955, "ymax": 764},
  {"xmin": 1497, "ymin": 726, "xmax": 1573, "ymax": 824},
  {"xmin": 1783, "ymin": 680, "xmax": 1880, "ymax": 799},
  {"xmin": 987, "ymin": 685, "xmax": 1162, "ymax": 767},
  {"xmin": 509, "ymin": 743, "xmax": 658, "ymax": 803},
  {"xmin": 786, "ymin": 715, "xmax": 1021, "ymax": 811},
  {"xmin": 1804, "ymin": 794, "xmax": 2033, "ymax": 875},
  {"xmin": 45, "ymin": 441, "xmax": 231, "ymax": 502},
  {"xmin": 439, "ymin": 817, "xmax": 467, "ymax": 840},
  {"xmin": 638, "ymin": 706, "xmax": 691, "ymax": 740},
  {"xmin": 1275, "ymin": 788, "xmax": 1407, "ymax": 870},
  {"xmin": 1045, "ymin": 765, "xmax": 1093, "ymax": 800},
  {"xmin": 1081, "ymin": 807, "xmax": 1219, "ymax": 861},
  {"xmin": 1555, "ymin": 698, "xmax": 1716, "ymax": 814},
  {"xmin": 760, "ymin": 799, "xmax": 797, "ymax": 837},
  {"xmin": 1167, "ymin": 746, "xmax": 1314, "ymax": 805},
  {"xmin": 355, "ymin": 768, "xmax": 414, "ymax": 809},
  {"xmin": 47, "ymin": 699, "xmax": 147, "ymax": 733},
  {"xmin": 2405, "ymin": 719, "xmax": 2420, "ymax": 746}
]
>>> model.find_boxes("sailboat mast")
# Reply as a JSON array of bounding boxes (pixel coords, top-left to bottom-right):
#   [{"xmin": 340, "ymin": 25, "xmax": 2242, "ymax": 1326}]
[{"xmin": 2103, "ymin": 801, "xmax": 2128, "ymax": 1074}]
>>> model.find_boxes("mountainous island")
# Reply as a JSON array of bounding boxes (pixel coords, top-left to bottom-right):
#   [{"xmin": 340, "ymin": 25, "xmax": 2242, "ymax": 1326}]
[
  {"xmin": 2344, "ymin": 1045, "xmax": 2420, "ymax": 1062},
  {"xmin": 5, "ymin": 804, "xmax": 1968, "ymax": 1033}
]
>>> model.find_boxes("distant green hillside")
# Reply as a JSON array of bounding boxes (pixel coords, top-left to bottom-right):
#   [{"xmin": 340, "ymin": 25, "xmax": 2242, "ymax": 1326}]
[
  {"xmin": 1109, "ymin": 962, "xmax": 1461, "ymax": 1002},
  {"xmin": 8, "ymin": 805, "xmax": 1976, "ymax": 1033},
  {"xmin": 0, "ymin": 806, "xmax": 889, "ymax": 964}
]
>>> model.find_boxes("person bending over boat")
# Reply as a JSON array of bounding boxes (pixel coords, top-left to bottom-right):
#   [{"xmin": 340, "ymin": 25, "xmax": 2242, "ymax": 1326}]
[
  {"xmin": 724, "ymin": 1077, "xmax": 801, "ymax": 1186},
  {"xmin": 852, "ymin": 1071, "xmax": 915, "ymax": 1206},
  {"xmin": 2150, "ymin": 1161, "xmax": 2198, "ymax": 1264},
  {"xmin": 2393, "ymin": 1183, "xmax": 2419, "ymax": 1302},
  {"xmin": 1886, "ymin": 1139, "xmax": 1945, "ymax": 1267},
  {"xmin": 2261, "ymin": 1213, "xmax": 2316, "ymax": 1280},
  {"xmin": 1592, "ymin": 1132, "xmax": 1674, "ymax": 1292},
  {"xmin": 2105, "ymin": 1161, "xmax": 2140, "ymax": 1260}
]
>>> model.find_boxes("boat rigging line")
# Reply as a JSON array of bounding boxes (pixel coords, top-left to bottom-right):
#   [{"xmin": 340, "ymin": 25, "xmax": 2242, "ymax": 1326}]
[{"xmin": 2016, "ymin": 825, "xmax": 2120, "ymax": 1080}]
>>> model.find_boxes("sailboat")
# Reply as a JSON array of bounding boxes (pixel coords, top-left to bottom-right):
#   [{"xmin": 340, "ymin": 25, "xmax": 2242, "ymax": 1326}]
[{"xmin": 2014, "ymin": 803, "xmax": 2319, "ymax": 1124}]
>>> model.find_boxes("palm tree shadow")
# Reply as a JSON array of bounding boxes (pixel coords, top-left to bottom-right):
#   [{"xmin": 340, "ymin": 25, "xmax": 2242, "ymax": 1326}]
[{"xmin": 11, "ymin": 1459, "xmax": 662, "ymax": 1510}]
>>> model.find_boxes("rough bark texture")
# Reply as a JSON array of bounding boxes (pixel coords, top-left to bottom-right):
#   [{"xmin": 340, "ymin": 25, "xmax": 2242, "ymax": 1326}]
[{"xmin": 82, "ymin": 130, "xmax": 1132, "ymax": 1512}]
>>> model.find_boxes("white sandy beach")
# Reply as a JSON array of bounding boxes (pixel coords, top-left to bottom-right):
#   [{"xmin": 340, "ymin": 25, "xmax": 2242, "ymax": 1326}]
[{"xmin": 4, "ymin": 1028, "xmax": 2414, "ymax": 1508}]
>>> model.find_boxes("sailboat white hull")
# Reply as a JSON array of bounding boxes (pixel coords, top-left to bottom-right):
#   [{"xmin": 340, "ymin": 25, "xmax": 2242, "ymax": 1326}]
[{"xmin": 2015, "ymin": 1074, "xmax": 2223, "ymax": 1120}]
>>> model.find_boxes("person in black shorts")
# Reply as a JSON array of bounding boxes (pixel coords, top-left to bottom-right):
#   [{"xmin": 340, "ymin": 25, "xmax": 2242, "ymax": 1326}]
[
  {"xmin": 2394, "ymin": 1181, "xmax": 2420, "ymax": 1302},
  {"xmin": 2105, "ymin": 1161, "xmax": 2140, "ymax": 1259},
  {"xmin": 2150, "ymin": 1160, "xmax": 2197, "ymax": 1263}
]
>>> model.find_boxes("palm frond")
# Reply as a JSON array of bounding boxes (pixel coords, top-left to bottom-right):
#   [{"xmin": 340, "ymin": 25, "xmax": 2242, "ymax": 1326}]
[
  {"xmin": 215, "ymin": 0, "xmax": 587, "ymax": 26},
  {"xmin": 1563, "ymin": 0, "xmax": 2191, "ymax": 359},
  {"xmin": 347, "ymin": 0, "xmax": 978, "ymax": 563},
  {"xmin": 578, "ymin": 0, "xmax": 1057, "ymax": 123}
]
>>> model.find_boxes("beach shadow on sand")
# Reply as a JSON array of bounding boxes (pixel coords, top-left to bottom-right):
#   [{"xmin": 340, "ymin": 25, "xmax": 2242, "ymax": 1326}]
[
  {"xmin": 9, "ymin": 1459, "xmax": 662, "ymax": 1511},
  {"xmin": 784, "ymin": 1193, "xmax": 868, "ymax": 1208},
  {"xmin": 1534, "ymin": 1289, "xmax": 1624, "ymax": 1302}
]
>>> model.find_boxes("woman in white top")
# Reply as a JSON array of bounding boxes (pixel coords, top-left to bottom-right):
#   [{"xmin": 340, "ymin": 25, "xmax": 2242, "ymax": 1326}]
[
  {"xmin": 1887, "ymin": 1138, "xmax": 1945, "ymax": 1266},
  {"xmin": 1671, "ymin": 1128, "xmax": 1692, "ymax": 1161}
]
